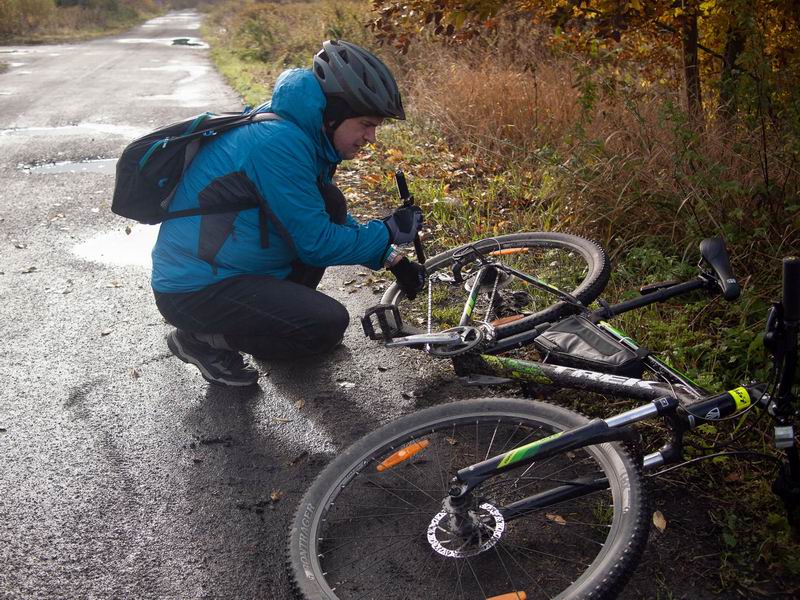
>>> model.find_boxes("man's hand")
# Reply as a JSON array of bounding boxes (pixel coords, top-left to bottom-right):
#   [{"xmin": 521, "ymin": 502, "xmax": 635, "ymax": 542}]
[
  {"xmin": 389, "ymin": 257, "xmax": 426, "ymax": 300},
  {"xmin": 383, "ymin": 205, "xmax": 422, "ymax": 245}
]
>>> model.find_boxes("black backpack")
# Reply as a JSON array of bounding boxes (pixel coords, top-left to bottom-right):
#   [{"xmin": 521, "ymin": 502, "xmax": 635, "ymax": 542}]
[{"xmin": 111, "ymin": 109, "xmax": 280, "ymax": 224}]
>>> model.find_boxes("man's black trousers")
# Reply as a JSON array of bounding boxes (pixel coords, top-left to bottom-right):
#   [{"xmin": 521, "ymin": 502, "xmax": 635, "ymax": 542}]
[{"xmin": 154, "ymin": 266, "xmax": 349, "ymax": 360}]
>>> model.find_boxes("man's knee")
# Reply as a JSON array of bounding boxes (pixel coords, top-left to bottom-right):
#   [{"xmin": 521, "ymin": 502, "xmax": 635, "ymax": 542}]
[{"xmin": 317, "ymin": 301, "xmax": 349, "ymax": 348}]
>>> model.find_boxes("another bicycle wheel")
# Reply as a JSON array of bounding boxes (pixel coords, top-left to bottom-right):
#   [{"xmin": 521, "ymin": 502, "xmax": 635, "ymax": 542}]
[
  {"xmin": 287, "ymin": 398, "xmax": 648, "ymax": 600},
  {"xmin": 381, "ymin": 232, "xmax": 610, "ymax": 341}
]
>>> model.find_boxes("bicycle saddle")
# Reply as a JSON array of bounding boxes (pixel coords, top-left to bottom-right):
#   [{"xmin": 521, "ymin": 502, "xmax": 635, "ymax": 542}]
[{"xmin": 700, "ymin": 237, "xmax": 741, "ymax": 301}]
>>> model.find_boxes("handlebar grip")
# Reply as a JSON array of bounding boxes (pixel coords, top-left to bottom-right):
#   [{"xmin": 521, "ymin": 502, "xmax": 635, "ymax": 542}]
[
  {"xmin": 783, "ymin": 257, "xmax": 800, "ymax": 322},
  {"xmin": 395, "ymin": 170, "xmax": 410, "ymax": 201}
]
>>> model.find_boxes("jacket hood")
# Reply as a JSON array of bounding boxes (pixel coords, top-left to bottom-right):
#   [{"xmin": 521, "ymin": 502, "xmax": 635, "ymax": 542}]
[{"xmin": 258, "ymin": 68, "xmax": 341, "ymax": 165}]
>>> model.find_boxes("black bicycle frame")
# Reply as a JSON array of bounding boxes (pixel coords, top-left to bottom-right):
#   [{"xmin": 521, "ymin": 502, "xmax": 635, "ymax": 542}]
[
  {"xmin": 454, "ymin": 274, "xmax": 717, "ymax": 402},
  {"xmin": 448, "ymin": 385, "xmax": 765, "ymax": 521}
]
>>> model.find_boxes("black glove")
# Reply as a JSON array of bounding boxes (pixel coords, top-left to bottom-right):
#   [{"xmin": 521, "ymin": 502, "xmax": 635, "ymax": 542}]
[
  {"xmin": 383, "ymin": 205, "xmax": 423, "ymax": 245},
  {"xmin": 389, "ymin": 256, "xmax": 426, "ymax": 300}
]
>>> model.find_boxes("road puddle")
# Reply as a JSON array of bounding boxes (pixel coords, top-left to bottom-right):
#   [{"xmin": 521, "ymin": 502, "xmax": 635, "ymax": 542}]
[
  {"xmin": 0, "ymin": 123, "xmax": 147, "ymax": 138},
  {"xmin": 115, "ymin": 37, "xmax": 209, "ymax": 49},
  {"xmin": 73, "ymin": 224, "xmax": 159, "ymax": 268},
  {"xmin": 171, "ymin": 38, "xmax": 204, "ymax": 47},
  {"xmin": 22, "ymin": 158, "xmax": 117, "ymax": 175}
]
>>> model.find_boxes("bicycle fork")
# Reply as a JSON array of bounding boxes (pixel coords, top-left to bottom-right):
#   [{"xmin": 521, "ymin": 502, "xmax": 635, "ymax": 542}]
[{"xmin": 446, "ymin": 386, "xmax": 766, "ymax": 521}]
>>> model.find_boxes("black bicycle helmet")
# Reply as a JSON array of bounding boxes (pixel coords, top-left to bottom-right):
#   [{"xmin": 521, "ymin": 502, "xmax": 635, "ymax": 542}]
[{"xmin": 313, "ymin": 40, "xmax": 405, "ymax": 120}]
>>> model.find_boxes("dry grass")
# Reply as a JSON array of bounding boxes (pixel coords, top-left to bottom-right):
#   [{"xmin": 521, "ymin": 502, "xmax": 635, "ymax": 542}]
[
  {"xmin": 0, "ymin": 0, "xmax": 158, "ymax": 41},
  {"xmin": 394, "ymin": 35, "xmax": 799, "ymax": 270}
]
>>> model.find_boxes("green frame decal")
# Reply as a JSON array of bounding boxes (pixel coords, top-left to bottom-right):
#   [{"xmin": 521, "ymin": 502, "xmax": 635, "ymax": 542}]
[
  {"xmin": 497, "ymin": 431, "xmax": 565, "ymax": 468},
  {"xmin": 480, "ymin": 354, "xmax": 553, "ymax": 385}
]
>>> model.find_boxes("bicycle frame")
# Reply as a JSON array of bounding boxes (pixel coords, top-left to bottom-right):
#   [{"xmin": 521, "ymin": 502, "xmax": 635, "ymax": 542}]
[
  {"xmin": 452, "ymin": 273, "xmax": 715, "ymax": 402},
  {"xmin": 443, "ymin": 384, "xmax": 766, "ymax": 521},
  {"xmin": 446, "ymin": 257, "xmax": 800, "ymax": 524}
]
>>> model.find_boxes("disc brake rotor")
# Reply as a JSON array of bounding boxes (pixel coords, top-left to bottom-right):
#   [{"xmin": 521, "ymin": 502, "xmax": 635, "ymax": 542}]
[
  {"xmin": 427, "ymin": 502, "xmax": 505, "ymax": 558},
  {"xmin": 463, "ymin": 269, "xmax": 513, "ymax": 292}
]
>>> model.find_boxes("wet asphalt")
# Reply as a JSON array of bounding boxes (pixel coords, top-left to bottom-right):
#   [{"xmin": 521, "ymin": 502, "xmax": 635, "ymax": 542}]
[{"xmin": 0, "ymin": 11, "xmax": 472, "ymax": 599}]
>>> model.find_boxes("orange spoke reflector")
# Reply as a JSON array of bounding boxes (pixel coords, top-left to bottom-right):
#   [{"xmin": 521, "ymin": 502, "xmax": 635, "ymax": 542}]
[
  {"xmin": 489, "ymin": 248, "xmax": 529, "ymax": 256},
  {"xmin": 487, "ymin": 593, "xmax": 527, "ymax": 600},
  {"xmin": 376, "ymin": 440, "xmax": 430, "ymax": 472}
]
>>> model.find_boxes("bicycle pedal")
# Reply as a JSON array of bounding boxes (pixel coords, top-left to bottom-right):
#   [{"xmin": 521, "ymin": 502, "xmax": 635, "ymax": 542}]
[{"xmin": 361, "ymin": 304, "xmax": 403, "ymax": 341}]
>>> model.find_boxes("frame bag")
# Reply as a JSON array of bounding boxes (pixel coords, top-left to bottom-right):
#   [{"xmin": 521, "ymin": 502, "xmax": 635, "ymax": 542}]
[
  {"xmin": 111, "ymin": 109, "xmax": 280, "ymax": 224},
  {"xmin": 534, "ymin": 315, "xmax": 647, "ymax": 378}
]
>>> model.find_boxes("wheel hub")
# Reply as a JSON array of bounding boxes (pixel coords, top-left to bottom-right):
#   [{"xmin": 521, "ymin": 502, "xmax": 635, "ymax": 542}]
[{"xmin": 426, "ymin": 502, "xmax": 505, "ymax": 557}]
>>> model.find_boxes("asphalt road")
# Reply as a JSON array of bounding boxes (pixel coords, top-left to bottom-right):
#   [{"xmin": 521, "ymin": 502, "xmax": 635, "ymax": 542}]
[{"xmin": 0, "ymin": 11, "xmax": 468, "ymax": 599}]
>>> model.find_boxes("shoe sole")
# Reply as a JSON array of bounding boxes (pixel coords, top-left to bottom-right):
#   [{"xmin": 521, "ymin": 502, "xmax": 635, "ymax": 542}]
[{"xmin": 167, "ymin": 332, "xmax": 259, "ymax": 387}]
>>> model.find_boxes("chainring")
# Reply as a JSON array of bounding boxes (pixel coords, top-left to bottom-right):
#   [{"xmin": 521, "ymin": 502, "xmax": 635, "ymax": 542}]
[{"xmin": 426, "ymin": 326, "xmax": 485, "ymax": 357}]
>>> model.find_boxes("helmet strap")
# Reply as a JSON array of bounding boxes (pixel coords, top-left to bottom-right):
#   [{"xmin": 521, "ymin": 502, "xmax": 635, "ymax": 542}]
[{"xmin": 323, "ymin": 95, "xmax": 362, "ymax": 137}]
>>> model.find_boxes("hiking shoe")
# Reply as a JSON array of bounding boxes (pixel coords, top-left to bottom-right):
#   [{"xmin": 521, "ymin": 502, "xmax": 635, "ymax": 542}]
[{"xmin": 167, "ymin": 330, "xmax": 259, "ymax": 387}]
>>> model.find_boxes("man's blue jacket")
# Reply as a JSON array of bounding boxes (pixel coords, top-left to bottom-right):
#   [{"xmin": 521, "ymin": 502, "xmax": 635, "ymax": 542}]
[{"xmin": 151, "ymin": 68, "xmax": 391, "ymax": 293}]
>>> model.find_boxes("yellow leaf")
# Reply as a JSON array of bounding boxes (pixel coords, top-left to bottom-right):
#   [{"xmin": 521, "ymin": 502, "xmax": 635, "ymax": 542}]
[
  {"xmin": 653, "ymin": 510, "xmax": 667, "ymax": 532},
  {"xmin": 546, "ymin": 513, "xmax": 566, "ymax": 525}
]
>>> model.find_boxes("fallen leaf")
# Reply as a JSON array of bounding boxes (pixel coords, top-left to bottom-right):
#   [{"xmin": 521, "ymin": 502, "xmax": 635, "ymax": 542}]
[
  {"xmin": 546, "ymin": 513, "xmax": 567, "ymax": 525},
  {"xmin": 270, "ymin": 489, "xmax": 283, "ymax": 502},
  {"xmin": 290, "ymin": 451, "xmax": 309, "ymax": 465},
  {"xmin": 294, "ymin": 399, "xmax": 305, "ymax": 410},
  {"xmin": 445, "ymin": 437, "xmax": 458, "ymax": 446},
  {"xmin": 653, "ymin": 510, "xmax": 667, "ymax": 532},
  {"xmin": 724, "ymin": 472, "xmax": 742, "ymax": 482},
  {"xmin": 129, "ymin": 368, "xmax": 141, "ymax": 379},
  {"xmin": 21, "ymin": 266, "xmax": 37, "ymax": 274},
  {"xmin": 273, "ymin": 417, "xmax": 292, "ymax": 424},
  {"xmin": 125, "ymin": 225, "xmax": 132, "ymax": 235}
]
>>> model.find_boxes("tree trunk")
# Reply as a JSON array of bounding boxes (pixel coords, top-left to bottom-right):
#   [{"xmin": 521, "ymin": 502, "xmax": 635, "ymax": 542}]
[
  {"xmin": 681, "ymin": 10, "xmax": 703, "ymax": 124},
  {"xmin": 719, "ymin": 26, "xmax": 745, "ymax": 119}
]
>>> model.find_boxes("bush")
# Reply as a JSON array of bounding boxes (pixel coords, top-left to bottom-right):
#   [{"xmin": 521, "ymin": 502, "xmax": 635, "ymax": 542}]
[{"xmin": 0, "ymin": 0, "xmax": 56, "ymax": 36}]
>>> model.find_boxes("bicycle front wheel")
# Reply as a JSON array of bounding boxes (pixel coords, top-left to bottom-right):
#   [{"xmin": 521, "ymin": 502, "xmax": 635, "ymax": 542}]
[
  {"xmin": 287, "ymin": 398, "xmax": 648, "ymax": 600},
  {"xmin": 381, "ymin": 232, "xmax": 610, "ymax": 341}
]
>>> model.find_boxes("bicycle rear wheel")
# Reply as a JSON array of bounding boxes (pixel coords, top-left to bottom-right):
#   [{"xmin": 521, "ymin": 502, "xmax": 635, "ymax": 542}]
[
  {"xmin": 381, "ymin": 232, "xmax": 610, "ymax": 341},
  {"xmin": 287, "ymin": 398, "xmax": 648, "ymax": 600}
]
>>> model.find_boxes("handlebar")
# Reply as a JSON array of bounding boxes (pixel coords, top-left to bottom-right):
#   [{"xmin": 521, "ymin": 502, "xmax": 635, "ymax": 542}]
[{"xmin": 783, "ymin": 257, "xmax": 800, "ymax": 323}]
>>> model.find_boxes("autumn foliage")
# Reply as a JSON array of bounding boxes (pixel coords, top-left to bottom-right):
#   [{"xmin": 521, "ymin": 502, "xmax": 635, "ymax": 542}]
[{"xmin": 367, "ymin": 1, "xmax": 798, "ymax": 271}]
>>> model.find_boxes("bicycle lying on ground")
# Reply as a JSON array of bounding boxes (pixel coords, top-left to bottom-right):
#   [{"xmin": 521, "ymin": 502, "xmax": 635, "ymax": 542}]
[{"xmin": 287, "ymin": 174, "xmax": 799, "ymax": 600}]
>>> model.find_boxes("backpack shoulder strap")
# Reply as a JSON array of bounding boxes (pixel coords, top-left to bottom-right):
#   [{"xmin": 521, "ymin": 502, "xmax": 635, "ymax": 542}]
[{"xmin": 250, "ymin": 112, "xmax": 282, "ymax": 123}]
